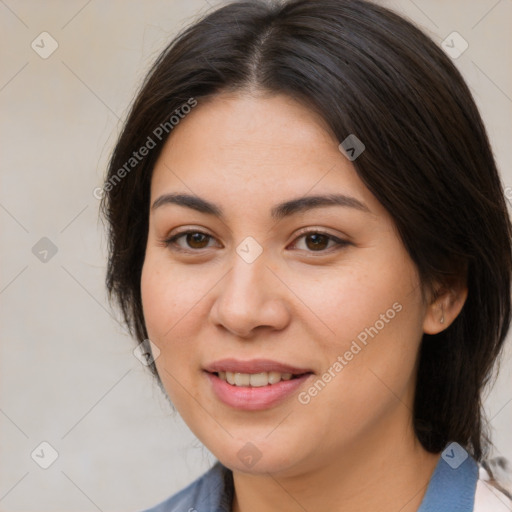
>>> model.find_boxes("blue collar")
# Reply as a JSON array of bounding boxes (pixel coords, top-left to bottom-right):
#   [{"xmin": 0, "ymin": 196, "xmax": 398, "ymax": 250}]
[
  {"xmin": 418, "ymin": 447, "xmax": 479, "ymax": 511},
  {"xmin": 142, "ymin": 445, "xmax": 479, "ymax": 511}
]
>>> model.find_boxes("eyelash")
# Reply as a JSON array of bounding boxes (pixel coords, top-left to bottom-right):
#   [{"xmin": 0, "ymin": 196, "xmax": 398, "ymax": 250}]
[{"xmin": 161, "ymin": 228, "xmax": 350, "ymax": 255}]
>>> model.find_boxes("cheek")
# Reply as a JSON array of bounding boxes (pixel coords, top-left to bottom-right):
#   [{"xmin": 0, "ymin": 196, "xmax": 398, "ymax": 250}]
[
  {"xmin": 288, "ymin": 252, "xmax": 420, "ymax": 345},
  {"xmin": 140, "ymin": 267, "xmax": 174, "ymax": 342},
  {"xmin": 140, "ymin": 256, "xmax": 201, "ymax": 406},
  {"xmin": 292, "ymin": 249, "xmax": 425, "ymax": 408},
  {"xmin": 140, "ymin": 255, "xmax": 198, "ymax": 379},
  {"xmin": 141, "ymin": 253, "xmax": 202, "ymax": 339}
]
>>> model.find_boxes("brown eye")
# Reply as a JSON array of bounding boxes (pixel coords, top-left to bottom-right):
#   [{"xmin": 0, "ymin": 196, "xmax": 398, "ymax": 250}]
[
  {"xmin": 185, "ymin": 232, "xmax": 210, "ymax": 249},
  {"xmin": 163, "ymin": 229, "xmax": 348, "ymax": 254},
  {"xmin": 290, "ymin": 230, "xmax": 350, "ymax": 253},
  {"xmin": 304, "ymin": 233, "xmax": 330, "ymax": 251},
  {"xmin": 163, "ymin": 230, "xmax": 217, "ymax": 251}
]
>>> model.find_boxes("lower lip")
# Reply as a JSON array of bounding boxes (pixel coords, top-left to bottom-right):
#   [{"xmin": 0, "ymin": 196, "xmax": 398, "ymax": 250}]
[{"xmin": 205, "ymin": 371, "xmax": 313, "ymax": 410}]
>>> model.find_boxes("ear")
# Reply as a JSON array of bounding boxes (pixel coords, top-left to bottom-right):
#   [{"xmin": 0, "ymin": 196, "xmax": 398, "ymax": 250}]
[{"xmin": 423, "ymin": 279, "xmax": 468, "ymax": 335}]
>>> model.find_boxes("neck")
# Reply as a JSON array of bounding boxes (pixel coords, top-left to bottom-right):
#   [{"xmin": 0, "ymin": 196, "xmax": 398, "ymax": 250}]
[{"xmin": 231, "ymin": 417, "xmax": 440, "ymax": 512}]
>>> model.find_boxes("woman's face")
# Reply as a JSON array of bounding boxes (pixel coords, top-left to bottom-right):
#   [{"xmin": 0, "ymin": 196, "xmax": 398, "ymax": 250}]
[{"xmin": 141, "ymin": 92, "xmax": 433, "ymax": 475}]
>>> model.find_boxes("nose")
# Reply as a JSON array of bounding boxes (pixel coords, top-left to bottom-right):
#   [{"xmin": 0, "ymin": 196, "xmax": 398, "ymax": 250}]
[{"xmin": 209, "ymin": 250, "xmax": 291, "ymax": 338}]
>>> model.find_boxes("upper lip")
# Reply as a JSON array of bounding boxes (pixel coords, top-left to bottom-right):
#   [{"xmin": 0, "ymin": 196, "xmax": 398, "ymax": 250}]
[{"xmin": 204, "ymin": 358, "xmax": 313, "ymax": 375}]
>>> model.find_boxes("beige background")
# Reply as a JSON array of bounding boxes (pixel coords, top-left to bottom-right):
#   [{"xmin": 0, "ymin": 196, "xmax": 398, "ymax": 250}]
[{"xmin": 1, "ymin": 1, "xmax": 511, "ymax": 511}]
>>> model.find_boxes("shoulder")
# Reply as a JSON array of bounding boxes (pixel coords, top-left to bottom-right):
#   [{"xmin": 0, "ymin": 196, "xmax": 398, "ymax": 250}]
[
  {"xmin": 473, "ymin": 464, "xmax": 512, "ymax": 512},
  {"xmin": 140, "ymin": 461, "xmax": 233, "ymax": 512}
]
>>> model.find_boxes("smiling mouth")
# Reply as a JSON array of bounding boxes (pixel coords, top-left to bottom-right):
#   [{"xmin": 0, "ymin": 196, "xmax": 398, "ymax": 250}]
[
  {"xmin": 205, "ymin": 368, "xmax": 314, "ymax": 410},
  {"xmin": 211, "ymin": 370, "xmax": 311, "ymax": 387}
]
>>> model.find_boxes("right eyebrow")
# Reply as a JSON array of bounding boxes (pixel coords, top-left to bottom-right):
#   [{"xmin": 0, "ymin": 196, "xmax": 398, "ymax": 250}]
[{"xmin": 151, "ymin": 192, "xmax": 370, "ymax": 220}]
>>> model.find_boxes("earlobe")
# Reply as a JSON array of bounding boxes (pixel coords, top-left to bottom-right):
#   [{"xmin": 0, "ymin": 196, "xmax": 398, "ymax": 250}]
[{"xmin": 423, "ymin": 284, "xmax": 468, "ymax": 335}]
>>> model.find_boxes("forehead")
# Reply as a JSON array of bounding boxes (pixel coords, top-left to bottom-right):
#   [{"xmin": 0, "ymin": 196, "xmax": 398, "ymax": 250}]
[{"xmin": 149, "ymin": 92, "xmax": 381, "ymax": 217}]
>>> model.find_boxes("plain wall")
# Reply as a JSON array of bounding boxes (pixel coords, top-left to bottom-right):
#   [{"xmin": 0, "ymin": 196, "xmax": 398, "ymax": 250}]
[{"xmin": 1, "ymin": 1, "xmax": 511, "ymax": 510}]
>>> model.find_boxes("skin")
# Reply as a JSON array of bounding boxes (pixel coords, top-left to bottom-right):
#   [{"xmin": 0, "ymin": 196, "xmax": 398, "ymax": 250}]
[{"xmin": 141, "ymin": 91, "xmax": 467, "ymax": 512}]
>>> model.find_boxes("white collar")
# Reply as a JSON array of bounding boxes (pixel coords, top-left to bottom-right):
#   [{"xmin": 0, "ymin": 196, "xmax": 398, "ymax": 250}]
[{"xmin": 473, "ymin": 466, "xmax": 512, "ymax": 511}]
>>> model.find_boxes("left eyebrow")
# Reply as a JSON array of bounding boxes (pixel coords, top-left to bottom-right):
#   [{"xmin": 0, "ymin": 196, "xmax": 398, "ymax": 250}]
[
  {"xmin": 270, "ymin": 193, "xmax": 370, "ymax": 220},
  {"xmin": 151, "ymin": 192, "xmax": 370, "ymax": 220}
]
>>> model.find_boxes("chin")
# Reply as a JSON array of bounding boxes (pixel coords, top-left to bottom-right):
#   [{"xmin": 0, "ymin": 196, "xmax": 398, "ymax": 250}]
[
  {"xmin": 222, "ymin": 455, "xmax": 296, "ymax": 475},
  {"xmin": 208, "ymin": 437, "xmax": 304, "ymax": 476}
]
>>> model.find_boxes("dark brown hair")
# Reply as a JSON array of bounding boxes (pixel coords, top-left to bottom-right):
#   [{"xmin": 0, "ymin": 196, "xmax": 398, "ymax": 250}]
[{"xmin": 100, "ymin": 0, "xmax": 512, "ymax": 461}]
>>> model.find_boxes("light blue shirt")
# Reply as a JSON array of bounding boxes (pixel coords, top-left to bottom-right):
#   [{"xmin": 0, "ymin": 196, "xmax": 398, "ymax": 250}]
[{"xmin": 142, "ymin": 449, "xmax": 479, "ymax": 512}]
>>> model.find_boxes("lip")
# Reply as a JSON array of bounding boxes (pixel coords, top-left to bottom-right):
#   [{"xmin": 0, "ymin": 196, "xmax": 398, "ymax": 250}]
[
  {"xmin": 205, "ymin": 371, "xmax": 313, "ymax": 410},
  {"xmin": 203, "ymin": 358, "xmax": 313, "ymax": 375}
]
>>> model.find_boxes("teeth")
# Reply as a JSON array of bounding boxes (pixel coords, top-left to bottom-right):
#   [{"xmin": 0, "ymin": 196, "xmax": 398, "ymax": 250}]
[
  {"xmin": 234, "ymin": 373, "xmax": 250, "ymax": 386},
  {"xmin": 218, "ymin": 371, "xmax": 295, "ymax": 387}
]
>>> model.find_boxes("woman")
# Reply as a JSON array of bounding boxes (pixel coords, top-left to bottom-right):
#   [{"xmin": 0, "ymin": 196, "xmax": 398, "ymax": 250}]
[{"xmin": 100, "ymin": 0, "xmax": 512, "ymax": 510}]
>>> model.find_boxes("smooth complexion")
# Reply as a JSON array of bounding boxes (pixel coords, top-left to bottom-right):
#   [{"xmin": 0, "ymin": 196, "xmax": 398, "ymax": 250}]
[{"xmin": 141, "ymin": 92, "xmax": 466, "ymax": 512}]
